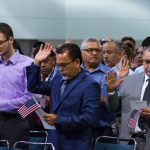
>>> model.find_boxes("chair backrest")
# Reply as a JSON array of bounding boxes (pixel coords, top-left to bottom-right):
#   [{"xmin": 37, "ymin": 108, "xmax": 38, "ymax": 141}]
[
  {"xmin": 0, "ymin": 140, "xmax": 9, "ymax": 150},
  {"xmin": 94, "ymin": 136, "xmax": 136, "ymax": 150},
  {"xmin": 28, "ymin": 131, "xmax": 48, "ymax": 150},
  {"xmin": 12, "ymin": 141, "xmax": 55, "ymax": 150},
  {"xmin": 29, "ymin": 131, "xmax": 48, "ymax": 143}
]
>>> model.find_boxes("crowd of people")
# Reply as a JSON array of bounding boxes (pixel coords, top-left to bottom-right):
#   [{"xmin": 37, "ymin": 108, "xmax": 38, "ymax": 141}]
[{"xmin": 0, "ymin": 22, "xmax": 150, "ymax": 150}]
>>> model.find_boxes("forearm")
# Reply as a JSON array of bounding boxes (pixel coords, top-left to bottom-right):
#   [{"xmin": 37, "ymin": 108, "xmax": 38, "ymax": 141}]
[
  {"xmin": 26, "ymin": 64, "xmax": 50, "ymax": 95},
  {"xmin": 0, "ymin": 93, "xmax": 32, "ymax": 111}
]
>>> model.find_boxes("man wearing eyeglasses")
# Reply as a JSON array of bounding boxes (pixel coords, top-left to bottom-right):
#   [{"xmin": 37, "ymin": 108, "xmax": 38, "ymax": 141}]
[
  {"xmin": 134, "ymin": 36, "xmax": 150, "ymax": 74},
  {"xmin": 80, "ymin": 38, "xmax": 116, "ymax": 144},
  {"xmin": 106, "ymin": 46, "xmax": 150, "ymax": 150},
  {"xmin": 26, "ymin": 43, "xmax": 100, "ymax": 150},
  {"xmin": 0, "ymin": 22, "xmax": 33, "ymax": 149}
]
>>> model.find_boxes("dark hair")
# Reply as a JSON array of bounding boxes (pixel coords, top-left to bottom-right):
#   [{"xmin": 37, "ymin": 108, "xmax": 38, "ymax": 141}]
[
  {"xmin": 56, "ymin": 43, "xmax": 82, "ymax": 64},
  {"xmin": 0, "ymin": 22, "xmax": 13, "ymax": 39},
  {"xmin": 33, "ymin": 43, "xmax": 56, "ymax": 58},
  {"xmin": 13, "ymin": 40, "xmax": 24, "ymax": 55},
  {"xmin": 142, "ymin": 36, "xmax": 150, "ymax": 48},
  {"xmin": 32, "ymin": 41, "xmax": 45, "ymax": 49},
  {"xmin": 121, "ymin": 43, "xmax": 133, "ymax": 59},
  {"xmin": 121, "ymin": 36, "xmax": 136, "ymax": 46}
]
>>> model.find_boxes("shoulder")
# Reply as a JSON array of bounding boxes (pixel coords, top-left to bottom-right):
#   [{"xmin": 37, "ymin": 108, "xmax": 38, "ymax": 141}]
[
  {"xmin": 98, "ymin": 63, "xmax": 111, "ymax": 73},
  {"xmin": 134, "ymin": 65, "xmax": 144, "ymax": 74},
  {"xmin": 128, "ymin": 69, "xmax": 134, "ymax": 75},
  {"xmin": 18, "ymin": 54, "xmax": 34, "ymax": 66},
  {"xmin": 81, "ymin": 71, "xmax": 100, "ymax": 87},
  {"xmin": 124, "ymin": 72, "xmax": 144, "ymax": 83}
]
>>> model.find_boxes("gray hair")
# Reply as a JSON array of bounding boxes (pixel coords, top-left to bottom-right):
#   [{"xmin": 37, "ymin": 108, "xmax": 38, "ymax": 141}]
[{"xmin": 80, "ymin": 37, "xmax": 101, "ymax": 51}]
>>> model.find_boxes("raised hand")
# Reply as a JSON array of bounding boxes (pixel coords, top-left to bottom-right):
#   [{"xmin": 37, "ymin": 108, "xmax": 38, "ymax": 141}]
[
  {"xmin": 34, "ymin": 43, "xmax": 53, "ymax": 66},
  {"xmin": 105, "ymin": 70, "xmax": 123, "ymax": 93},
  {"xmin": 118, "ymin": 56, "xmax": 130, "ymax": 79}
]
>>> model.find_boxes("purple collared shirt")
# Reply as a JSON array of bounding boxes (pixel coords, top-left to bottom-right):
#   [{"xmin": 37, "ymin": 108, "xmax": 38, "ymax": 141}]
[{"xmin": 0, "ymin": 51, "xmax": 33, "ymax": 112}]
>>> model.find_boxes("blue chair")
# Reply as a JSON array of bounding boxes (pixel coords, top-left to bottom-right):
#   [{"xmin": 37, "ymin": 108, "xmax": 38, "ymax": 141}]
[
  {"xmin": 29, "ymin": 131, "xmax": 48, "ymax": 143},
  {"xmin": 0, "ymin": 140, "xmax": 9, "ymax": 150},
  {"xmin": 28, "ymin": 131, "xmax": 48, "ymax": 150},
  {"xmin": 12, "ymin": 141, "xmax": 55, "ymax": 150},
  {"xmin": 94, "ymin": 136, "xmax": 136, "ymax": 150}
]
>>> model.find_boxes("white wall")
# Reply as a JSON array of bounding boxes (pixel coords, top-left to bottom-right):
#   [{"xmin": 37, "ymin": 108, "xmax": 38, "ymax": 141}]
[{"xmin": 0, "ymin": 0, "xmax": 149, "ymax": 40}]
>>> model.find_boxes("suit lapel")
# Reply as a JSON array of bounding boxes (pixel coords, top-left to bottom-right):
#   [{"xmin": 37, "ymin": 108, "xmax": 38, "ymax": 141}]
[
  {"xmin": 135, "ymin": 73, "xmax": 145, "ymax": 100},
  {"xmin": 52, "ymin": 78, "xmax": 63, "ymax": 112},
  {"xmin": 53, "ymin": 70, "xmax": 85, "ymax": 112}
]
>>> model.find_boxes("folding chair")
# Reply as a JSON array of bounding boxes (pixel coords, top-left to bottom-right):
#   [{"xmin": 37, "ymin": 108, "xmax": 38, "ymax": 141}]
[
  {"xmin": 0, "ymin": 140, "xmax": 9, "ymax": 150},
  {"xmin": 12, "ymin": 141, "xmax": 55, "ymax": 150},
  {"xmin": 29, "ymin": 131, "xmax": 48, "ymax": 143},
  {"xmin": 94, "ymin": 136, "xmax": 137, "ymax": 150}
]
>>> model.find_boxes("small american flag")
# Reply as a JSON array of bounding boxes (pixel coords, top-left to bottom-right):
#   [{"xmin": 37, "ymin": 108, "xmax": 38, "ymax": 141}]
[
  {"xmin": 17, "ymin": 98, "xmax": 41, "ymax": 118},
  {"xmin": 128, "ymin": 109, "xmax": 141, "ymax": 129}
]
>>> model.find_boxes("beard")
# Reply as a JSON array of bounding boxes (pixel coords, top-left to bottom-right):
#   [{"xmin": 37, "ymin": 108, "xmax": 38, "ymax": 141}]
[{"xmin": 62, "ymin": 76, "xmax": 70, "ymax": 80}]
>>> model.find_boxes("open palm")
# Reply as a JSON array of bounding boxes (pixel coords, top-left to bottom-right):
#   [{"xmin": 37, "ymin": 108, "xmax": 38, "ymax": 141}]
[
  {"xmin": 106, "ymin": 71, "xmax": 123, "ymax": 92},
  {"xmin": 35, "ymin": 43, "xmax": 52, "ymax": 64},
  {"xmin": 118, "ymin": 56, "xmax": 130, "ymax": 79}
]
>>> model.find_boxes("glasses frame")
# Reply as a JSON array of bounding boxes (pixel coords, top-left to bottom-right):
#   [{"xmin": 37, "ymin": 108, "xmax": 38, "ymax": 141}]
[
  {"xmin": 143, "ymin": 59, "xmax": 150, "ymax": 65},
  {"xmin": 83, "ymin": 48, "xmax": 101, "ymax": 54},
  {"xmin": 57, "ymin": 59, "xmax": 76, "ymax": 70},
  {"xmin": 0, "ymin": 39, "xmax": 8, "ymax": 45}
]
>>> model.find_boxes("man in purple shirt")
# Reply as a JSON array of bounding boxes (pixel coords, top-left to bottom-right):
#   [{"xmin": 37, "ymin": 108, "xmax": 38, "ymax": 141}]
[{"xmin": 0, "ymin": 22, "xmax": 33, "ymax": 149}]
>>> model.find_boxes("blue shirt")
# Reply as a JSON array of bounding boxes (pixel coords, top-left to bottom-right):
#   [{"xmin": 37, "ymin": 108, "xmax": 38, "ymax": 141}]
[{"xmin": 81, "ymin": 63, "xmax": 116, "ymax": 127}]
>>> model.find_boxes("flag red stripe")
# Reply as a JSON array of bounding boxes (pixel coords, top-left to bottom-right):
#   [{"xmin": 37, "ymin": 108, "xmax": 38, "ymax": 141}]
[
  {"xmin": 17, "ymin": 102, "xmax": 40, "ymax": 118},
  {"xmin": 19, "ymin": 104, "xmax": 40, "ymax": 116}
]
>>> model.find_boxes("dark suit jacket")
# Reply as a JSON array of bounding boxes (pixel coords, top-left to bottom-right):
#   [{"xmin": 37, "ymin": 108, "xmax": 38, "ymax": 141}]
[{"xmin": 26, "ymin": 64, "xmax": 100, "ymax": 150}]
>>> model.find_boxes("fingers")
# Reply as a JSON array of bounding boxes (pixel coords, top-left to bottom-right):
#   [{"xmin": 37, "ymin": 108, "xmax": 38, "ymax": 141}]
[
  {"xmin": 43, "ymin": 113, "xmax": 50, "ymax": 120},
  {"xmin": 140, "ymin": 108, "xmax": 150, "ymax": 119},
  {"xmin": 41, "ymin": 43, "xmax": 52, "ymax": 53},
  {"xmin": 141, "ymin": 112, "xmax": 150, "ymax": 119},
  {"xmin": 43, "ymin": 113, "xmax": 55, "ymax": 121},
  {"xmin": 105, "ymin": 70, "xmax": 117, "ymax": 82},
  {"xmin": 39, "ymin": 44, "xmax": 44, "ymax": 51},
  {"xmin": 43, "ymin": 114, "xmax": 57, "ymax": 126},
  {"xmin": 141, "ymin": 108, "xmax": 150, "ymax": 113},
  {"xmin": 105, "ymin": 70, "xmax": 122, "ymax": 92},
  {"xmin": 121, "ymin": 56, "xmax": 129, "ymax": 68}
]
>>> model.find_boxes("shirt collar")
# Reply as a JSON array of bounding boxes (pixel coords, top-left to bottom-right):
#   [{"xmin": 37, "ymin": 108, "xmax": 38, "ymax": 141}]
[
  {"xmin": 0, "ymin": 50, "xmax": 20, "ymax": 65},
  {"xmin": 144, "ymin": 74, "xmax": 150, "ymax": 82},
  {"xmin": 81, "ymin": 63, "xmax": 110, "ymax": 73}
]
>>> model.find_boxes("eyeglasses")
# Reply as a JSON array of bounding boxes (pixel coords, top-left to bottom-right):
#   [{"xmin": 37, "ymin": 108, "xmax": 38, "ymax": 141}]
[
  {"xmin": 0, "ymin": 39, "xmax": 8, "ymax": 45},
  {"xmin": 143, "ymin": 59, "xmax": 150, "ymax": 65},
  {"xmin": 57, "ymin": 59, "xmax": 75, "ymax": 69},
  {"xmin": 83, "ymin": 48, "xmax": 101, "ymax": 54}
]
